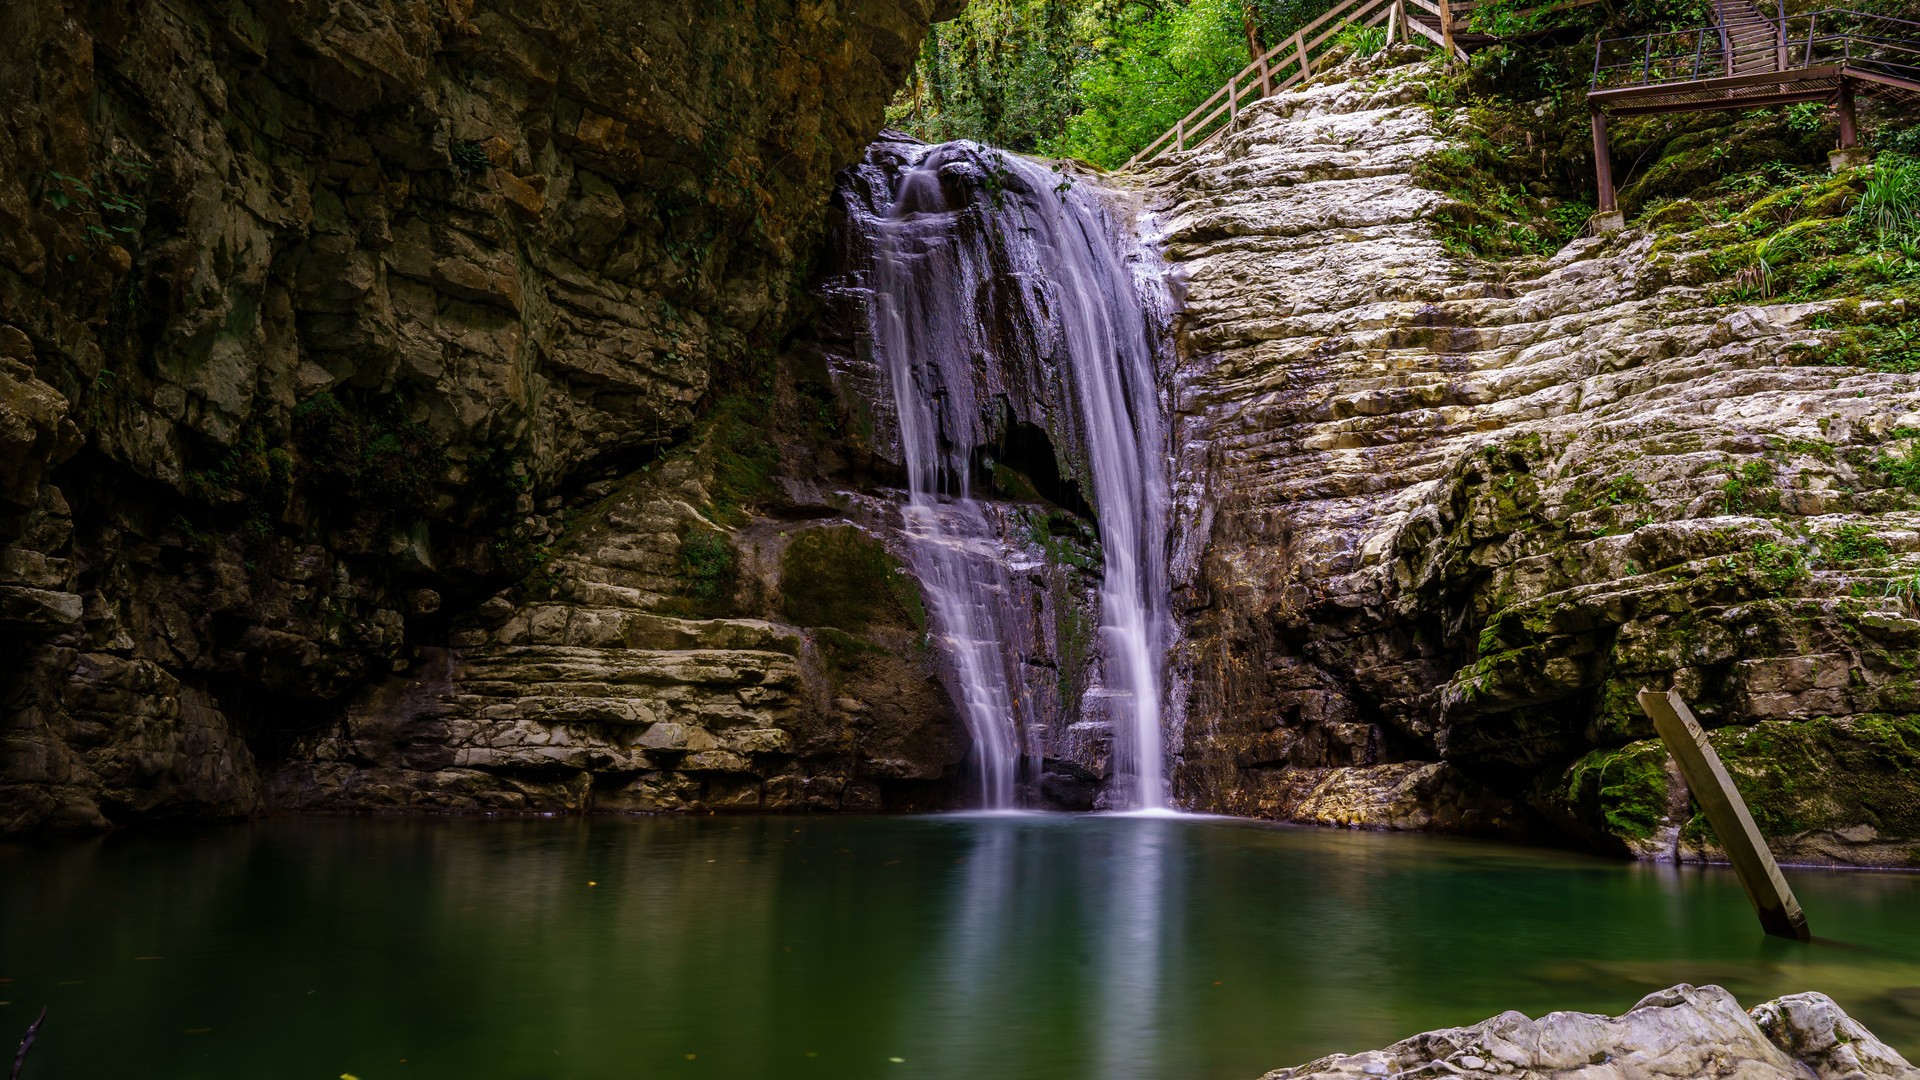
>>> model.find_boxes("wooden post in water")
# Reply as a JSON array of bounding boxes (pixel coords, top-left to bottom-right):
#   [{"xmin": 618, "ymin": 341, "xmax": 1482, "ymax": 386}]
[{"xmin": 1637, "ymin": 688, "xmax": 1810, "ymax": 941}]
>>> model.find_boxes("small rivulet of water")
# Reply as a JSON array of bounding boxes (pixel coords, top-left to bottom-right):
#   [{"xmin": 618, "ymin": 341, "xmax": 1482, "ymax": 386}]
[{"xmin": 855, "ymin": 139, "xmax": 1173, "ymax": 810}]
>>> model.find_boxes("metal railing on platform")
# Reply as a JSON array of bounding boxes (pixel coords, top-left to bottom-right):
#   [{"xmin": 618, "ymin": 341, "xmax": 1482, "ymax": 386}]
[{"xmin": 1591, "ymin": 8, "xmax": 1920, "ymax": 92}]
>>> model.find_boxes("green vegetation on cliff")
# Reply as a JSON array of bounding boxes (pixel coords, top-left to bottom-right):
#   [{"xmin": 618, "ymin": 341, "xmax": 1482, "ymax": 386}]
[
  {"xmin": 781, "ymin": 525, "xmax": 928, "ymax": 634},
  {"xmin": 893, "ymin": 0, "xmax": 1365, "ymax": 166}
]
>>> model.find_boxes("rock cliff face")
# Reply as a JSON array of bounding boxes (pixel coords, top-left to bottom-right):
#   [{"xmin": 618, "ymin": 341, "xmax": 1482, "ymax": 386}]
[
  {"xmin": 11, "ymin": 5, "xmax": 1916, "ymax": 858},
  {"xmin": 1152, "ymin": 54, "xmax": 1920, "ymax": 864},
  {"xmin": 0, "ymin": 0, "xmax": 958, "ymax": 830}
]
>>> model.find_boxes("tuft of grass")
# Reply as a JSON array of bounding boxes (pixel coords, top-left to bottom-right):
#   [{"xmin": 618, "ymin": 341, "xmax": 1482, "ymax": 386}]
[
  {"xmin": 1748, "ymin": 539, "xmax": 1809, "ymax": 594},
  {"xmin": 1876, "ymin": 432, "xmax": 1920, "ymax": 493},
  {"xmin": 1852, "ymin": 152, "xmax": 1918, "ymax": 245},
  {"xmin": 1721, "ymin": 459, "xmax": 1777, "ymax": 514},
  {"xmin": 1329, "ymin": 23, "xmax": 1387, "ymax": 57},
  {"xmin": 1820, "ymin": 523, "xmax": 1890, "ymax": 566}
]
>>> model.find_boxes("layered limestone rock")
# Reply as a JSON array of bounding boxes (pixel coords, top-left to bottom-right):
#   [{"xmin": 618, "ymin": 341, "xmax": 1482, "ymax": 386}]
[
  {"xmin": 1260, "ymin": 983, "xmax": 1919, "ymax": 1080},
  {"xmin": 1150, "ymin": 53, "xmax": 1920, "ymax": 863},
  {"xmin": 270, "ymin": 432, "xmax": 965, "ymax": 812},
  {"xmin": 0, "ymin": 0, "xmax": 958, "ymax": 831}
]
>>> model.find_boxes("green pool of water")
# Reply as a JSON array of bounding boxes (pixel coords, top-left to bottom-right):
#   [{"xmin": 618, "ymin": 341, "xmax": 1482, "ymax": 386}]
[{"xmin": 4, "ymin": 813, "xmax": 1919, "ymax": 1079}]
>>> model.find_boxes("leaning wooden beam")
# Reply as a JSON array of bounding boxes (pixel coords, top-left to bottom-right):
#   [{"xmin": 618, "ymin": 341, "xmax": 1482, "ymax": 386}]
[
  {"xmin": 11, "ymin": 1008, "xmax": 46, "ymax": 1080},
  {"xmin": 1637, "ymin": 688, "xmax": 1811, "ymax": 942}
]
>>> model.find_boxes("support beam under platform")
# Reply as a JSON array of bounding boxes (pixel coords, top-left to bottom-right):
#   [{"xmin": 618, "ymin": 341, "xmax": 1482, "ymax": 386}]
[{"xmin": 1590, "ymin": 108, "xmax": 1614, "ymax": 212}]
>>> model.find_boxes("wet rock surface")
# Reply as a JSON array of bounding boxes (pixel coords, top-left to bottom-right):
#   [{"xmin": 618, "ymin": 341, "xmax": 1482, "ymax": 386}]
[
  {"xmin": 1260, "ymin": 983, "xmax": 1920, "ymax": 1079},
  {"xmin": 1150, "ymin": 54, "xmax": 1920, "ymax": 864}
]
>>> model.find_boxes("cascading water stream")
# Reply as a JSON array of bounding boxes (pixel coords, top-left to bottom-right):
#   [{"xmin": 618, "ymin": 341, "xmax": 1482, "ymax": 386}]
[
  {"xmin": 869, "ymin": 166, "xmax": 1028, "ymax": 809},
  {"xmin": 858, "ymin": 140, "xmax": 1173, "ymax": 810}
]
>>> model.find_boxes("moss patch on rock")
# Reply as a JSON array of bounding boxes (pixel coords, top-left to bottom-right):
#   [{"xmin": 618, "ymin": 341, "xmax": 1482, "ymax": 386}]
[
  {"xmin": 668, "ymin": 527, "xmax": 738, "ymax": 618},
  {"xmin": 1560, "ymin": 739, "xmax": 1673, "ymax": 843},
  {"xmin": 693, "ymin": 393, "xmax": 782, "ymax": 527},
  {"xmin": 780, "ymin": 525, "xmax": 926, "ymax": 634},
  {"xmin": 1687, "ymin": 714, "xmax": 1920, "ymax": 845}
]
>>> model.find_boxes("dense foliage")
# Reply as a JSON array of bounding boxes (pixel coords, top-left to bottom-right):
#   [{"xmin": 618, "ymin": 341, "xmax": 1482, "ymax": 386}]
[
  {"xmin": 887, "ymin": 0, "xmax": 1742, "ymax": 168},
  {"xmin": 891, "ymin": 0, "xmax": 1350, "ymax": 167}
]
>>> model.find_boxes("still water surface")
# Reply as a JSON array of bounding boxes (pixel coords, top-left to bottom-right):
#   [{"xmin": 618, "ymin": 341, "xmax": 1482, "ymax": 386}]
[{"xmin": 4, "ymin": 814, "xmax": 1920, "ymax": 1079}]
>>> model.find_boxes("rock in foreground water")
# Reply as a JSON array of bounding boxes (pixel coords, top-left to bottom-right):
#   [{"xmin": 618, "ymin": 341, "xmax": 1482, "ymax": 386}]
[{"xmin": 1260, "ymin": 984, "xmax": 1919, "ymax": 1079}]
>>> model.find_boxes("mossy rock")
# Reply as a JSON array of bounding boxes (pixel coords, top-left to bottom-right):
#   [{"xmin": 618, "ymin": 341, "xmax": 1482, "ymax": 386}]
[
  {"xmin": 1687, "ymin": 714, "xmax": 1920, "ymax": 843},
  {"xmin": 1560, "ymin": 739, "xmax": 1674, "ymax": 846},
  {"xmin": 780, "ymin": 525, "xmax": 927, "ymax": 634},
  {"xmin": 669, "ymin": 527, "xmax": 737, "ymax": 618}
]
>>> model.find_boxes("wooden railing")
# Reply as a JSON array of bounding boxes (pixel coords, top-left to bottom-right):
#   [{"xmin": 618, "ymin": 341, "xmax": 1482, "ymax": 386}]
[
  {"xmin": 1123, "ymin": 0, "xmax": 1611, "ymax": 169},
  {"xmin": 1123, "ymin": 0, "xmax": 1468, "ymax": 168}
]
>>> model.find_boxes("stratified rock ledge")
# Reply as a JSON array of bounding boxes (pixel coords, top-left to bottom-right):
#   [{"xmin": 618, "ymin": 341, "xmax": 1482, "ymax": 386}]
[{"xmin": 1260, "ymin": 983, "xmax": 1919, "ymax": 1079}]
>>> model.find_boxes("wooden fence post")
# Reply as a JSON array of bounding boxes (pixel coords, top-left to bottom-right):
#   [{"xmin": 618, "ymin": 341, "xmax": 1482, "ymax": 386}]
[
  {"xmin": 1440, "ymin": 0, "xmax": 1456, "ymax": 61},
  {"xmin": 1293, "ymin": 30, "xmax": 1310, "ymax": 76}
]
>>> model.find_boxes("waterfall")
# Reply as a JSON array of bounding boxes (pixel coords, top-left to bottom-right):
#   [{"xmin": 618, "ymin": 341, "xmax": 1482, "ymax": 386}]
[{"xmin": 851, "ymin": 138, "xmax": 1173, "ymax": 811}]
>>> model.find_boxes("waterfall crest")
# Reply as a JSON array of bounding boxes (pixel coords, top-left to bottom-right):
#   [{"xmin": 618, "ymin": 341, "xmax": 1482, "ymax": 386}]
[{"xmin": 837, "ymin": 138, "xmax": 1174, "ymax": 810}]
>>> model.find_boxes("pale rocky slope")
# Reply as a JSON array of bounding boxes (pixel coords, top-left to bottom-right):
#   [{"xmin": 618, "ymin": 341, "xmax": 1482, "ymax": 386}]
[
  {"xmin": 1149, "ymin": 54, "xmax": 1920, "ymax": 863},
  {"xmin": 1261, "ymin": 983, "xmax": 1919, "ymax": 1079}
]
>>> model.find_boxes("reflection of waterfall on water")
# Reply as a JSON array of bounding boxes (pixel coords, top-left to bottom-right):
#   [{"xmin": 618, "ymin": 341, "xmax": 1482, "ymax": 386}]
[
  {"xmin": 920, "ymin": 816, "xmax": 1179, "ymax": 1079},
  {"xmin": 925, "ymin": 818, "xmax": 1030, "ymax": 1075},
  {"xmin": 858, "ymin": 140, "xmax": 1173, "ymax": 809},
  {"xmin": 1092, "ymin": 816, "xmax": 1174, "ymax": 1080}
]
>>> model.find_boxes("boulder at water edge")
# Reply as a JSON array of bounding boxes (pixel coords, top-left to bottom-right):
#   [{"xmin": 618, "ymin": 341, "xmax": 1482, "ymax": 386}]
[{"xmin": 1260, "ymin": 983, "xmax": 1919, "ymax": 1079}]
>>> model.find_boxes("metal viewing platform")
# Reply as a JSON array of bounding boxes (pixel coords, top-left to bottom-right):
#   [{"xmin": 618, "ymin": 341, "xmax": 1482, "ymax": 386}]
[{"xmin": 1587, "ymin": 2, "xmax": 1920, "ymax": 219}]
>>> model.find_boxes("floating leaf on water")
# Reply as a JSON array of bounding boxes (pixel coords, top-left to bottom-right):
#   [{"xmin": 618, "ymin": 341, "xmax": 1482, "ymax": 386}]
[
  {"xmin": 684, "ymin": 1053, "xmax": 697, "ymax": 1060},
  {"xmin": 588, "ymin": 881, "xmax": 597, "ymax": 886},
  {"xmin": 889, "ymin": 1057, "xmax": 906, "ymax": 1063},
  {"xmin": 342, "ymin": 1073, "xmax": 360, "ymax": 1080}
]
